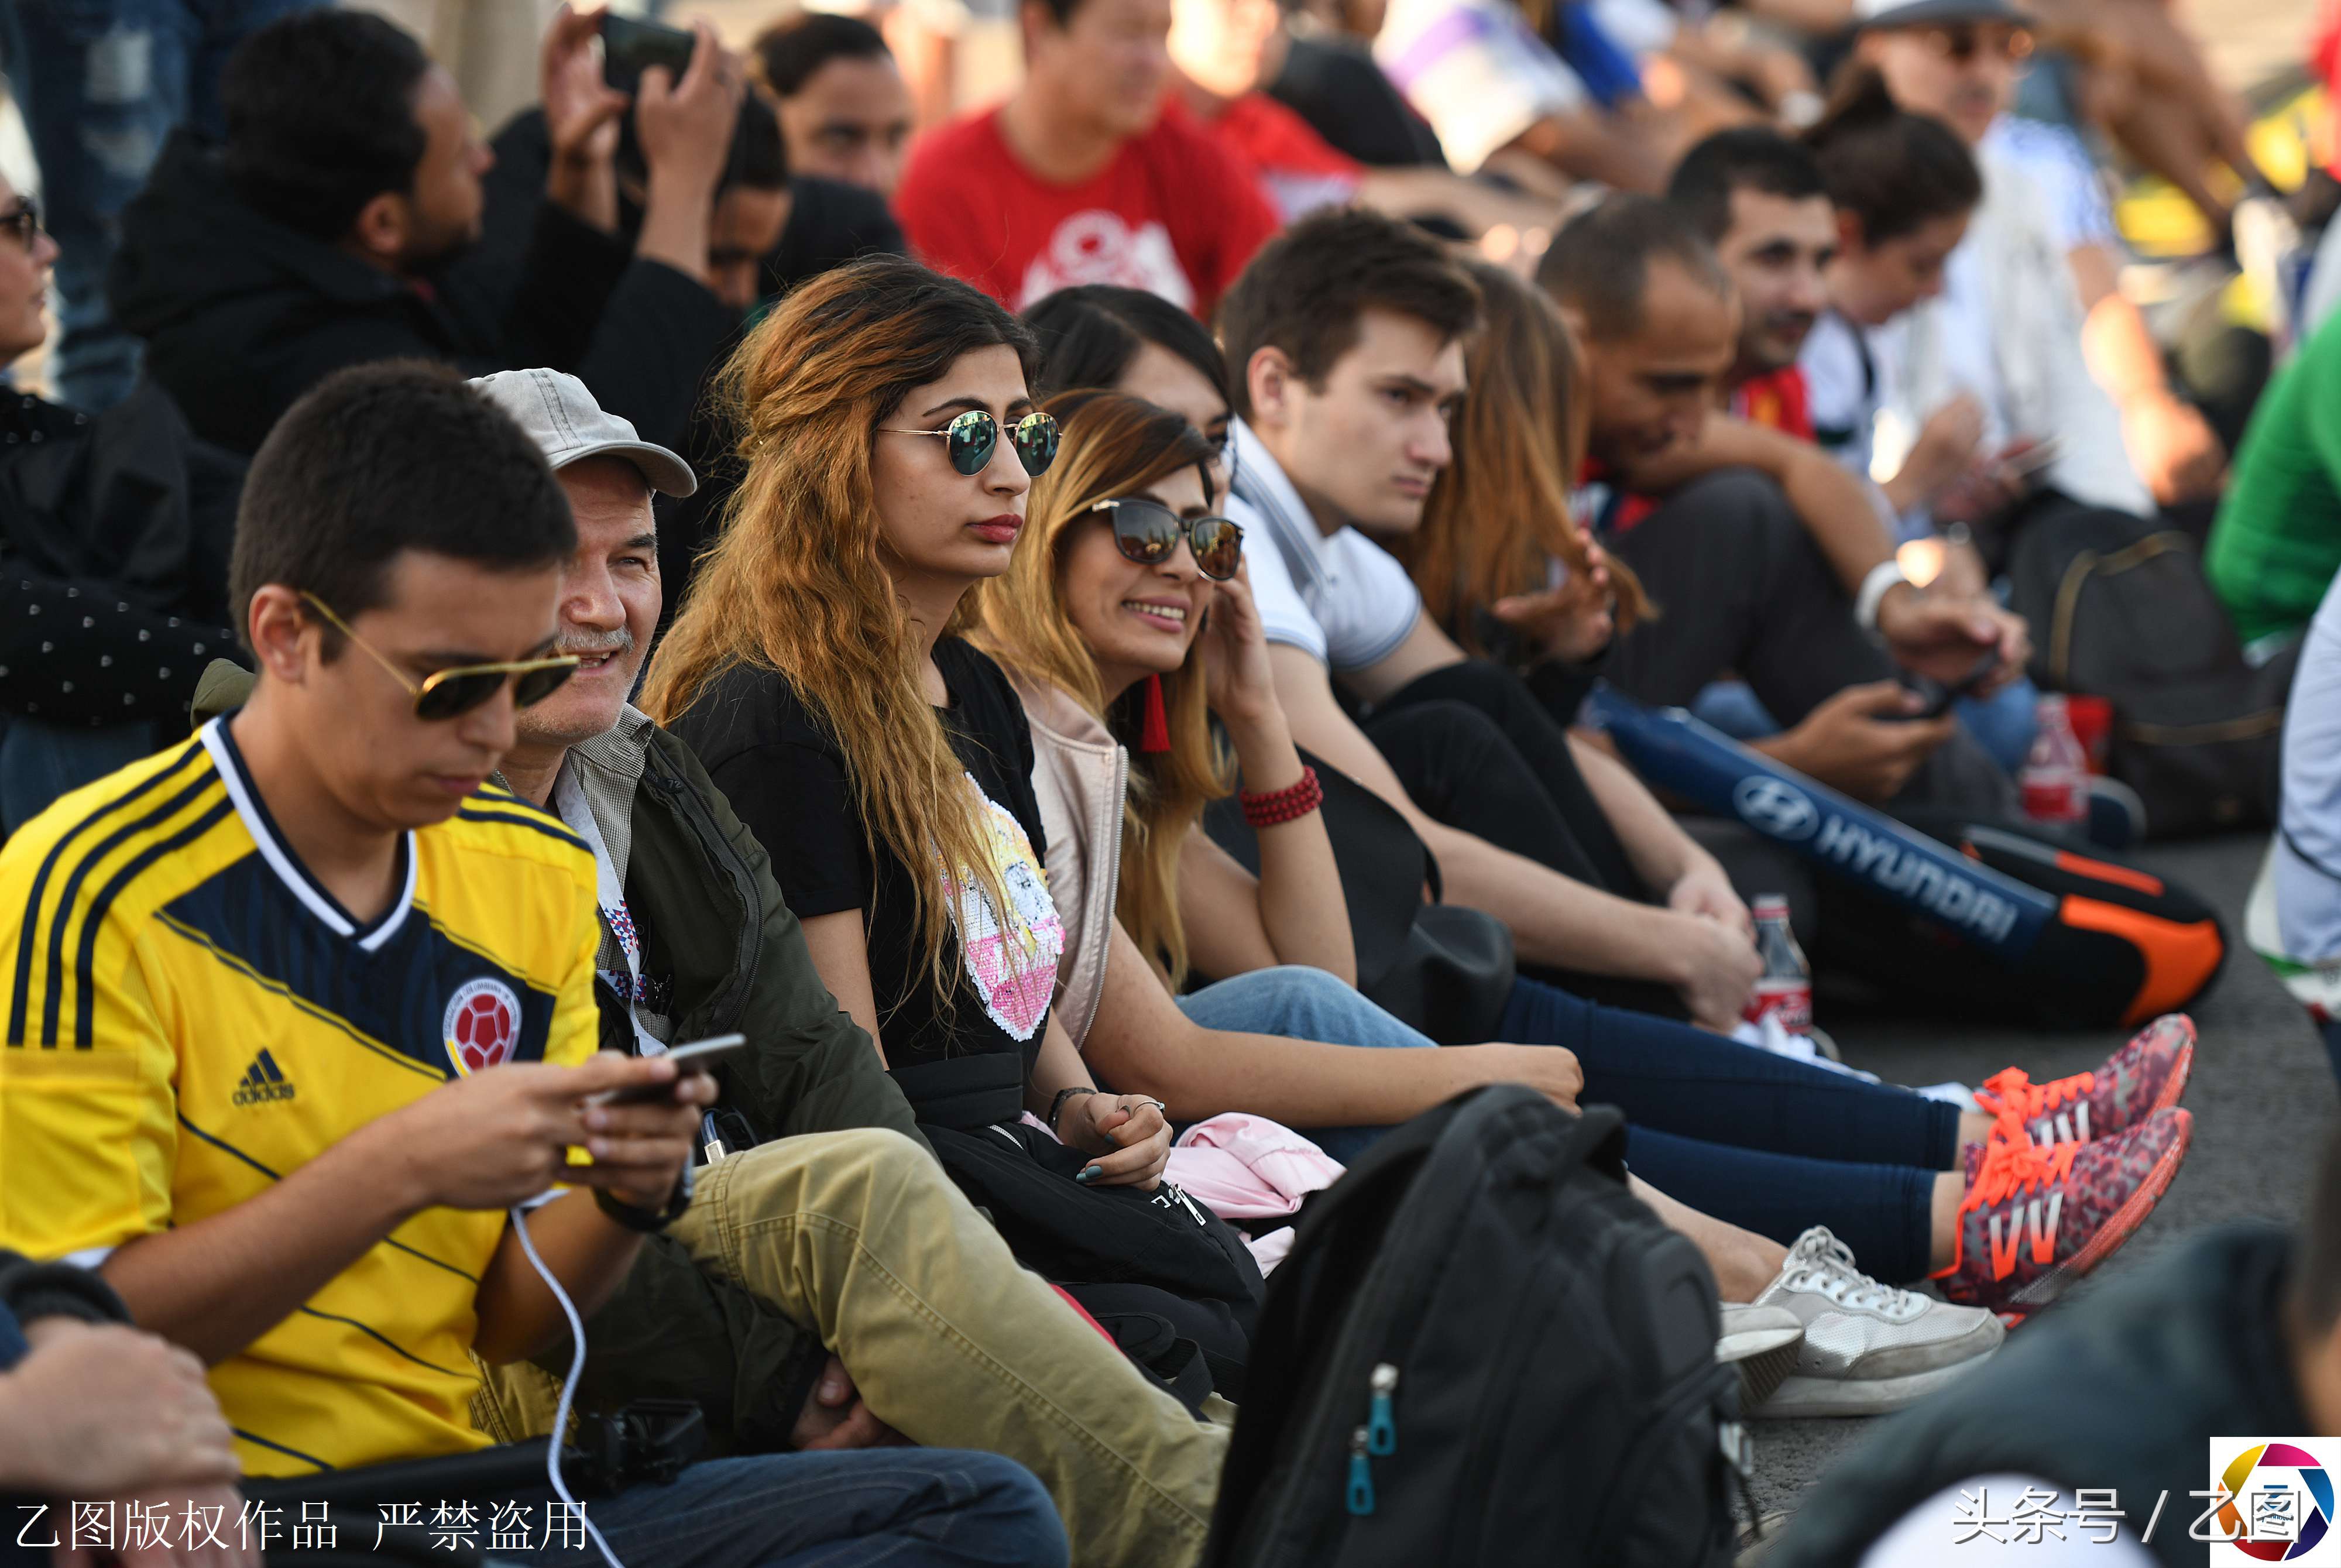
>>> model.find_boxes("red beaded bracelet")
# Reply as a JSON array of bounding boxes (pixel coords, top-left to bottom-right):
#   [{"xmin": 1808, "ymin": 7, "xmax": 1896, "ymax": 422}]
[{"xmin": 1241, "ymin": 764, "xmax": 1323, "ymax": 829}]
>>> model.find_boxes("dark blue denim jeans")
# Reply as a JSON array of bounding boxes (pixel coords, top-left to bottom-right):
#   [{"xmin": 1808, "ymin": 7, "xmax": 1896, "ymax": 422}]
[
  {"xmin": 508, "ymin": 1450, "xmax": 1067, "ymax": 1568},
  {"xmin": 1178, "ymin": 964, "xmax": 1961, "ymax": 1282}
]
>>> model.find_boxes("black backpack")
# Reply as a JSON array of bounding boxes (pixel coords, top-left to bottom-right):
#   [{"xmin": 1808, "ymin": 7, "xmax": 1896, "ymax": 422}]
[
  {"xmin": 2004, "ymin": 503, "xmax": 2295, "ymax": 836},
  {"xmin": 1202, "ymin": 1089, "xmax": 1748, "ymax": 1568}
]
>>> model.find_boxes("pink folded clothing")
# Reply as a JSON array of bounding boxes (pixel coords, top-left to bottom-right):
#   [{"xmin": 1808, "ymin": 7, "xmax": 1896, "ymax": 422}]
[{"xmin": 1168, "ymin": 1113, "xmax": 1344, "ymax": 1220}]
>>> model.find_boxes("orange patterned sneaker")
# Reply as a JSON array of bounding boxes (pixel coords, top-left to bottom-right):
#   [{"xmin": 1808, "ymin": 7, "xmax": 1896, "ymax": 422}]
[
  {"xmin": 1931, "ymin": 1108, "xmax": 2193, "ymax": 1315},
  {"xmin": 1973, "ymin": 1014, "xmax": 2195, "ymax": 1148}
]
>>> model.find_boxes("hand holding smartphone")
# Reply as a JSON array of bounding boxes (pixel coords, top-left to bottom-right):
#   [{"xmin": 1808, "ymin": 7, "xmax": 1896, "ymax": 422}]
[
  {"xmin": 600, "ymin": 12, "xmax": 697, "ymax": 88},
  {"xmin": 592, "ymin": 1033, "xmax": 749, "ymax": 1104},
  {"xmin": 1897, "ymin": 649, "xmax": 2003, "ymax": 720}
]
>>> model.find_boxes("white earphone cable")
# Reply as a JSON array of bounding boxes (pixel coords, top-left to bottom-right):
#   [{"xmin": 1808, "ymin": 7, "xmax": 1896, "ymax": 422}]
[{"xmin": 509, "ymin": 1203, "xmax": 627, "ymax": 1568}]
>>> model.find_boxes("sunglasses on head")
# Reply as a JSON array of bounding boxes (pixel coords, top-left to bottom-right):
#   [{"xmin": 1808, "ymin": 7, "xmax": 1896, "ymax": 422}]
[
  {"xmin": 1091, "ymin": 497, "xmax": 1244, "ymax": 581},
  {"xmin": 0, "ymin": 197, "xmax": 40, "ymax": 251},
  {"xmin": 1917, "ymin": 22, "xmax": 2033, "ymax": 61},
  {"xmin": 301, "ymin": 592, "xmax": 581, "ymax": 722},
  {"xmin": 880, "ymin": 409, "xmax": 1061, "ymax": 476}
]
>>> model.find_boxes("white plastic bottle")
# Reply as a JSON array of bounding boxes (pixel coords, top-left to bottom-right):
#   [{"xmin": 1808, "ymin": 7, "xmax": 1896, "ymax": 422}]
[{"xmin": 1742, "ymin": 895, "xmax": 1813, "ymax": 1037}]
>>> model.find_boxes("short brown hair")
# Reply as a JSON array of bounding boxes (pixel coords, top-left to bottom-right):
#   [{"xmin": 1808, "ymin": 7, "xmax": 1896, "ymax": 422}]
[
  {"xmin": 1217, "ymin": 208, "xmax": 1481, "ymax": 420},
  {"xmin": 1536, "ymin": 193, "xmax": 1732, "ymax": 341}
]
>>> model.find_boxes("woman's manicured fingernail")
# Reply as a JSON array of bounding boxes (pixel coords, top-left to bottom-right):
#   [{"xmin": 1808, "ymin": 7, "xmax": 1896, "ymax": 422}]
[{"xmin": 1076, "ymin": 1166, "xmax": 1102, "ymax": 1184}]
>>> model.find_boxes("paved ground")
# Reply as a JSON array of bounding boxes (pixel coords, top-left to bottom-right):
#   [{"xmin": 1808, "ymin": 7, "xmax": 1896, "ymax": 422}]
[{"xmin": 1746, "ymin": 832, "xmax": 2339, "ymax": 1516}]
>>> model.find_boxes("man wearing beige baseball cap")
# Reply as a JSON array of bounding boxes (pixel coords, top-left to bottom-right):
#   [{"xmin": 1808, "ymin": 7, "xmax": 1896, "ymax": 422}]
[{"xmin": 465, "ymin": 368, "xmax": 1233, "ymax": 1568}]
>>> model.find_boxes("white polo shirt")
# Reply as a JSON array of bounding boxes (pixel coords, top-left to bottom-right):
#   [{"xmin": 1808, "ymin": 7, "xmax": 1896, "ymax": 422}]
[{"xmin": 1228, "ymin": 418, "xmax": 1424, "ymax": 675}]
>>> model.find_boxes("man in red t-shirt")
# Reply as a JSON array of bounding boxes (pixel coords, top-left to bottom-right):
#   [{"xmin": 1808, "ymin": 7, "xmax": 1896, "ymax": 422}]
[
  {"xmin": 1662, "ymin": 128, "xmax": 1834, "ymax": 440},
  {"xmin": 1161, "ymin": 0, "xmax": 1558, "ymax": 243},
  {"xmin": 894, "ymin": 0, "xmax": 1279, "ymax": 315}
]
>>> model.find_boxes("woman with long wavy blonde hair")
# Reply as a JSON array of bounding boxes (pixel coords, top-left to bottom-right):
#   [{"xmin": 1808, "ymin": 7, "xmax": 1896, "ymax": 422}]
[
  {"xmin": 976, "ymin": 389, "xmax": 1353, "ymax": 991},
  {"xmin": 644, "ymin": 255, "xmax": 1172, "ymax": 1189},
  {"xmin": 1396, "ymin": 258, "xmax": 1650, "ymax": 664}
]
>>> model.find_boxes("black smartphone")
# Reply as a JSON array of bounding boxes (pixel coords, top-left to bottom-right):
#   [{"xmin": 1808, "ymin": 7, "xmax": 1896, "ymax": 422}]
[
  {"xmin": 602, "ymin": 12, "xmax": 696, "ymax": 88},
  {"xmin": 1899, "ymin": 649, "xmax": 2003, "ymax": 720},
  {"xmin": 594, "ymin": 1033, "xmax": 748, "ymax": 1105}
]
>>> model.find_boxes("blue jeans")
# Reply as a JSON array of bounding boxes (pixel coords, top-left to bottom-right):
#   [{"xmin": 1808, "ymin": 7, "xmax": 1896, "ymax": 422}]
[
  {"xmin": 1, "ymin": 0, "xmax": 325, "ymax": 410},
  {"xmin": 508, "ymin": 1450, "xmax": 1066, "ymax": 1568},
  {"xmin": 1496, "ymin": 978, "xmax": 1955, "ymax": 1283},
  {"xmin": 1177, "ymin": 965, "xmax": 1958, "ymax": 1282},
  {"xmin": 1175, "ymin": 967, "xmax": 1437, "ymax": 1165},
  {"xmin": 0, "ymin": 715, "xmax": 155, "ymax": 836}
]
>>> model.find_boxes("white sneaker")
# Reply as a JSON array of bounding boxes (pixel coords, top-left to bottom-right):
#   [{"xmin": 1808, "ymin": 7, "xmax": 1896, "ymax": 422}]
[
  {"xmin": 1717, "ymin": 1302, "xmax": 1804, "ymax": 1410},
  {"xmin": 1747, "ymin": 1227, "xmax": 2003, "ymax": 1417}
]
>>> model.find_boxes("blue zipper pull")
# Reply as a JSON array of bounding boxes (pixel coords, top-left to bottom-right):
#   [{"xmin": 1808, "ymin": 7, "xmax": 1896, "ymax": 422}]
[
  {"xmin": 1366, "ymin": 1362, "xmax": 1399, "ymax": 1456},
  {"xmin": 1345, "ymin": 1426, "xmax": 1375, "ymax": 1516}
]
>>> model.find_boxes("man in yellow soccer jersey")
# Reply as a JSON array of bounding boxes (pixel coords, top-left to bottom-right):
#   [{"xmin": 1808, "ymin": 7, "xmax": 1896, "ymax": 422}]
[{"xmin": 0, "ymin": 362, "xmax": 1064, "ymax": 1568}]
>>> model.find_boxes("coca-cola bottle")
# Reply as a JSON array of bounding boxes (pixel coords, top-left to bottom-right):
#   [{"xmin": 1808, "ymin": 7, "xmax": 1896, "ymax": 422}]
[
  {"xmin": 1743, "ymin": 895, "xmax": 1813, "ymax": 1036},
  {"xmin": 2021, "ymin": 694, "xmax": 2089, "ymax": 826}
]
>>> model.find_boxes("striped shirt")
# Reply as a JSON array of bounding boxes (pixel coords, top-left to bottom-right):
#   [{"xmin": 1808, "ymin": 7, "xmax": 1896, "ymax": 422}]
[{"xmin": 0, "ymin": 715, "xmax": 600, "ymax": 1476}]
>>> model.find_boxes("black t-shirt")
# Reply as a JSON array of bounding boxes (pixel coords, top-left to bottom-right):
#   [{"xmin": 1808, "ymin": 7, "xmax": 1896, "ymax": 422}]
[
  {"xmin": 673, "ymin": 637, "xmax": 1063, "ymax": 1079},
  {"xmin": 1268, "ymin": 36, "xmax": 1447, "ymax": 169}
]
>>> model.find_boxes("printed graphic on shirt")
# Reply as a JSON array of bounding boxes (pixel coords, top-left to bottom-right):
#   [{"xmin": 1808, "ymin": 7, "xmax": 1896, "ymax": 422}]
[
  {"xmin": 1017, "ymin": 211, "xmax": 1194, "ymax": 311},
  {"xmin": 600, "ymin": 894, "xmax": 643, "ymax": 1002},
  {"xmin": 941, "ymin": 775, "xmax": 1065, "ymax": 1040},
  {"xmin": 444, "ymin": 976, "xmax": 523, "ymax": 1075}
]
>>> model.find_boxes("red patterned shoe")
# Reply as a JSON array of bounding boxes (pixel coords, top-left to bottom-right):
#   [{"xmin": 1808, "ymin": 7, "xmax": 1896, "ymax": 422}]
[
  {"xmin": 1972, "ymin": 1014, "xmax": 2195, "ymax": 1148},
  {"xmin": 1931, "ymin": 1107, "xmax": 2193, "ymax": 1315}
]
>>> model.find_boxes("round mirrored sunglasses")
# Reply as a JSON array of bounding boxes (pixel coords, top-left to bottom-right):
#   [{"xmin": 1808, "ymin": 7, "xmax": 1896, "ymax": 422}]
[
  {"xmin": 1090, "ymin": 497, "xmax": 1244, "ymax": 581},
  {"xmin": 880, "ymin": 409, "xmax": 1060, "ymax": 476}
]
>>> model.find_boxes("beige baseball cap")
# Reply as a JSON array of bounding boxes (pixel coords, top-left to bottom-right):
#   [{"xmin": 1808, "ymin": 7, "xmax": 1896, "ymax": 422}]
[
  {"xmin": 469, "ymin": 368, "xmax": 698, "ymax": 498},
  {"xmin": 1855, "ymin": 0, "xmax": 2030, "ymax": 28}
]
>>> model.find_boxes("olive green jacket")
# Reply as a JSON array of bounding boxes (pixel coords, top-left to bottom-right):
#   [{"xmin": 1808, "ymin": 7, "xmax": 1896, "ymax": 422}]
[{"xmin": 190, "ymin": 663, "xmax": 924, "ymax": 1454}]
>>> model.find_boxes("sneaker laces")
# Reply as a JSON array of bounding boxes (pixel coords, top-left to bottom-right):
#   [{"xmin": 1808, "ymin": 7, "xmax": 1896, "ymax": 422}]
[
  {"xmin": 1783, "ymin": 1229, "xmax": 1923, "ymax": 1316},
  {"xmin": 1962, "ymin": 1124, "xmax": 2081, "ymax": 1216},
  {"xmin": 1975, "ymin": 1066, "xmax": 2095, "ymax": 1123}
]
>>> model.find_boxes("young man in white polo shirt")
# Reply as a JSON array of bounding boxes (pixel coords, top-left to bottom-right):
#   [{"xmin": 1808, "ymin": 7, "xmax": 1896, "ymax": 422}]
[{"xmin": 1217, "ymin": 207, "xmax": 1763, "ymax": 1030}]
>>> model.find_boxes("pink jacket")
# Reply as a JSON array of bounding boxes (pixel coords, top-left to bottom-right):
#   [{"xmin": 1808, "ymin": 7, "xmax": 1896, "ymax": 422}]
[{"xmin": 1169, "ymin": 1114, "xmax": 1343, "ymax": 1274}]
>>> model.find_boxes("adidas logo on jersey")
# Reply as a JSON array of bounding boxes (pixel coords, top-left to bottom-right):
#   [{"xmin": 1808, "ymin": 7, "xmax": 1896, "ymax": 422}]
[{"xmin": 232, "ymin": 1049, "xmax": 296, "ymax": 1107}]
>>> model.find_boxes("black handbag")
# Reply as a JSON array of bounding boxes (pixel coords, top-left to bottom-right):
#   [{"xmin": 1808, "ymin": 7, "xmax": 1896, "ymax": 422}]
[
  {"xmin": 1203, "ymin": 747, "xmax": 1515, "ymax": 1043},
  {"xmin": 918, "ymin": 1113, "xmax": 1265, "ymax": 1402}
]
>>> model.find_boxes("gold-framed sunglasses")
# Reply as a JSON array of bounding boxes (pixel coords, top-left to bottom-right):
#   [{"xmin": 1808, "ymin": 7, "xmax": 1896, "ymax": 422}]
[{"xmin": 300, "ymin": 592, "xmax": 580, "ymax": 722}]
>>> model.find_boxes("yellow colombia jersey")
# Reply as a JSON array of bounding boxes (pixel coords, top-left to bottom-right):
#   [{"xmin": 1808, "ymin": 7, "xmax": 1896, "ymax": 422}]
[{"xmin": 0, "ymin": 716, "xmax": 601, "ymax": 1478}]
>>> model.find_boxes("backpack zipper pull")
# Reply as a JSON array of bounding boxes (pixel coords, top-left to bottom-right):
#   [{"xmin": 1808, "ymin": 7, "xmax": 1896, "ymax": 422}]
[
  {"xmin": 1345, "ymin": 1426, "xmax": 1375, "ymax": 1516},
  {"xmin": 1365, "ymin": 1362, "xmax": 1399, "ymax": 1456}
]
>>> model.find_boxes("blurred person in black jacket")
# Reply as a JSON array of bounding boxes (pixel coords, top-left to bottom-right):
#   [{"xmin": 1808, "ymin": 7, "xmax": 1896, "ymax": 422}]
[
  {"xmin": 0, "ymin": 175, "xmax": 247, "ymax": 838},
  {"xmin": 106, "ymin": 5, "xmax": 742, "ymax": 458},
  {"xmin": 478, "ymin": 90, "xmax": 905, "ymax": 319}
]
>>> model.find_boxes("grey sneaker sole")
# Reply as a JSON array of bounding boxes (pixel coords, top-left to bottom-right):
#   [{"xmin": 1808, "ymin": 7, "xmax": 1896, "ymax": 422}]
[
  {"xmin": 1753, "ymin": 1350, "xmax": 1994, "ymax": 1417},
  {"xmin": 1733, "ymin": 1335, "xmax": 1803, "ymax": 1410}
]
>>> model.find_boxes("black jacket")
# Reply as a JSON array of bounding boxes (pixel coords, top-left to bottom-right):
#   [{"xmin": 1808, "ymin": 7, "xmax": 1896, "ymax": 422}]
[
  {"xmin": 0, "ymin": 383, "xmax": 246, "ymax": 729},
  {"xmin": 108, "ymin": 131, "xmax": 736, "ymax": 456},
  {"xmin": 485, "ymin": 111, "xmax": 904, "ymax": 307},
  {"xmin": 545, "ymin": 720, "xmax": 932, "ymax": 1451},
  {"xmin": 1776, "ymin": 1225, "xmax": 2309, "ymax": 1567}
]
